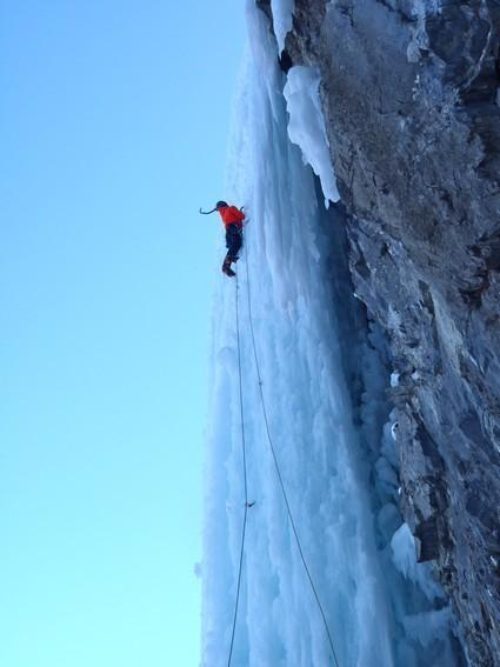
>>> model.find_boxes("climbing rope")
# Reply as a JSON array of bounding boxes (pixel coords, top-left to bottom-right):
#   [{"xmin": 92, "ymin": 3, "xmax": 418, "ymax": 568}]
[
  {"xmin": 241, "ymin": 241, "xmax": 341, "ymax": 667},
  {"xmin": 226, "ymin": 236, "xmax": 341, "ymax": 667},
  {"xmin": 227, "ymin": 273, "xmax": 249, "ymax": 667}
]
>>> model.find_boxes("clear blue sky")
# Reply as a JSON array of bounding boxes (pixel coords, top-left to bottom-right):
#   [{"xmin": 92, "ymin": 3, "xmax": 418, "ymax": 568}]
[{"xmin": 0, "ymin": 2, "xmax": 245, "ymax": 665}]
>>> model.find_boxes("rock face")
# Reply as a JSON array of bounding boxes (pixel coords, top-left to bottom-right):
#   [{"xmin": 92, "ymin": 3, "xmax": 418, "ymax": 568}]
[{"xmin": 259, "ymin": 0, "xmax": 500, "ymax": 664}]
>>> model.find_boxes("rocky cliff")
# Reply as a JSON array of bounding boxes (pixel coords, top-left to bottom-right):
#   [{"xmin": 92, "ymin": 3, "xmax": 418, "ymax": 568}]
[{"xmin": 257, "ymin": 0, "xmax": 500, "ymax": 664}]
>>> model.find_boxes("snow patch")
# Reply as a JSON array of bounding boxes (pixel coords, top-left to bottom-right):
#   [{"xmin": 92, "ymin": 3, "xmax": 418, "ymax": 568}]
[
  {"xmin": 390, "ymin": 371, "xmax": 400, "ymax": 387},
  {"xmin": 283, "ymin": 66, "xmax": 340, "ymax": 206}
]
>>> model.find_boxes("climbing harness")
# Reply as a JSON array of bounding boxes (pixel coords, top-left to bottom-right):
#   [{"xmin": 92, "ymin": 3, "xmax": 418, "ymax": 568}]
[{"xmin": 226, "ymin": 238, "xmax": 341, "ymax": 667}]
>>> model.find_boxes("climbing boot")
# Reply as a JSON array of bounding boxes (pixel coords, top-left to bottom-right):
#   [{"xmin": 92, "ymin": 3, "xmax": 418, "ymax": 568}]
[{"xmin": 222, "ymin": 257, "xmax": 236, "ymax": 277}]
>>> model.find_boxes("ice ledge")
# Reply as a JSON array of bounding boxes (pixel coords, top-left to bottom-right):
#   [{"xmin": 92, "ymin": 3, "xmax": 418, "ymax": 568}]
[{"xmin": 283, "ymin": 65, "xmax": 340, "ymax": 207}]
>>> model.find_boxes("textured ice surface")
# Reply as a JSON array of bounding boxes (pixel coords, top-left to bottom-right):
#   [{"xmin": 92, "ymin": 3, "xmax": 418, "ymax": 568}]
[
  {"xmin": 271, "ymin": 0, "xmax": 294, "ymax": 52},
  {"xmin": 284, "ymin": 66, "xmax": 340, "ymax": 206}
]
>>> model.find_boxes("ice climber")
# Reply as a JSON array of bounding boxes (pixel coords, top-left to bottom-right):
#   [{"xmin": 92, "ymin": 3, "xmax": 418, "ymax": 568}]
[{"xmin": 199, "ymin": 201, "xmax": 245, "ymax": 277}]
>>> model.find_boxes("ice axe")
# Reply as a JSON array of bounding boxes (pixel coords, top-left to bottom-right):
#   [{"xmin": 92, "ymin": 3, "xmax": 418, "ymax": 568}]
[{"xmin": 199, "ymin": 205, "xmax": 245, "ymax": 215}]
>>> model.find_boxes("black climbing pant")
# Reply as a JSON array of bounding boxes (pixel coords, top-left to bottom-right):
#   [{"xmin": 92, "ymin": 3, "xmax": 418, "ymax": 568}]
[{"xmin": 225, "ymin": 224, "xmax": 243, "ymax": 262}]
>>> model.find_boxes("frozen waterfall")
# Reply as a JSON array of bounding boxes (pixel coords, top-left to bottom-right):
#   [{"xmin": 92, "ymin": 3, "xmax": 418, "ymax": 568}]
[{"xmin": 201, "ymin": 5, "xmax": 464, "ymax": 667}]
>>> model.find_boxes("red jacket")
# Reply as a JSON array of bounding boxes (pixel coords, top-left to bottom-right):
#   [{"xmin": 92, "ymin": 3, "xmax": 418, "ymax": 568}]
[{"xmin": 218, "ymin": 205, "xmax": 245, "ymax": 229}]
